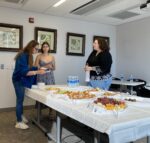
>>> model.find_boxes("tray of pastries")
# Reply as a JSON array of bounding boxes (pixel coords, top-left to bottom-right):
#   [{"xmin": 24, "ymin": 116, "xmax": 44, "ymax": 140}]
[
  {"xmin": 67, "ymin": 91, "xmax": 96, "ymax": 99},
  {"xmin": 103, "ymin": 91, "xmax": 119, "ymax": 97}
]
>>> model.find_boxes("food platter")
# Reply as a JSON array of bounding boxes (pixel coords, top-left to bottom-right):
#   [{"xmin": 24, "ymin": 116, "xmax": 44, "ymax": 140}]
[
  {"xmin": 103, "ymin": 91, "xmax": 118, "ymax": 97},
  {"xmin": 94, "ymin": 97, "xmax": 126, "ymax": 110},
  {"xmin": 45, "ymin": 87, "xmax": 96, "ymax": 104},
  {"xmin": 88, "ymin": 97, "xmax": 127, "ymax": 115},
  {"xmin": 86, "ymin": 88, "xmax": 104, "ymax": 96},
  {"xmin": 45, "ymin": 87, "xmax": 60, "ymax": 94}
]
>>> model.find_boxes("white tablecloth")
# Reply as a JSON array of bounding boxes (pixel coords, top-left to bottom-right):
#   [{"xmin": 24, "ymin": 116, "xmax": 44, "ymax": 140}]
[{"xmin": 26, "ymin": 85, "xmax": 150, "ymax": 143}]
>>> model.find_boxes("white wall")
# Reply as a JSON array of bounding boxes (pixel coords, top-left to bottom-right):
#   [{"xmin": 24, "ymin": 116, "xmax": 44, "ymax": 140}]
[
  {"xmin": 116, "ymin": 17, "xmax": 150, "ymax": 82},
  {"xmin": 0, "ymin": 7, "xmax": 116, "ymax": 108}
]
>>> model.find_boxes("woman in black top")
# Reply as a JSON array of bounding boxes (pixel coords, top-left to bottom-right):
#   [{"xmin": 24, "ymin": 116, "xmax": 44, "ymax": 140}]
[{"xmin": 85, "ymin": 37, "xmax": 112, "ymax": 90}]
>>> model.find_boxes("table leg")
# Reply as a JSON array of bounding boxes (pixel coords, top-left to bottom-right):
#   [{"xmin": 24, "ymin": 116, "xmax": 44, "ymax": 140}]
[
  {"xmin": 37, "ymin": 102, "xmax": 41, "ymax": 123},
  {"xmin": 56, "ymin": 112, "xmax": 62, "ymax": 143},
  {"xmin": 147, "ymin": 136, "xmax": 150, "ymax": 143},
  {"xmin": 120, "ymin": 84, "xmax": 125, "ymax": 92},
  {"xmin": 47, "ymin": 112, "xmax": 62, "ymax": 143},
  {"xmin": 94, "ymin": 130, "xmax": 101, "ymax": 143},
  {"xmin": 130, "ymin": 86, "xmax": 133, "ymax": 95},
  {"xmin": 32, "ymin": 102, "xmax": 48, "ymax": 133}
]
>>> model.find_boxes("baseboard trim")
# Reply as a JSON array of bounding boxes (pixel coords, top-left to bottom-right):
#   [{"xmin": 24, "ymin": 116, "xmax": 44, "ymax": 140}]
[{"xmin": 0, "ymin": 105, "xmax": 35, "ymax": 112}]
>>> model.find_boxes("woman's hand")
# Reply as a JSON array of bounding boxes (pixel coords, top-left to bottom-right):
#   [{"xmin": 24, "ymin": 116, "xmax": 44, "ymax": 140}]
[
  {"xmin": 27, "ymin": 70, "xmax": 45, "ymax": 76},
  {"xmin": 37, "ymin": 69, "xmax": 46, "ymax": 75},
  {"xmin": 41, "ymin": 63, "xmax": 54, "ymax": 70},
  {"xmin": 47, "ymin": 64, "xmax": 54, "ymax": 69},
  {"xmin": 84, "ymin": 65, "xmax": 93, "ymax": 71}
]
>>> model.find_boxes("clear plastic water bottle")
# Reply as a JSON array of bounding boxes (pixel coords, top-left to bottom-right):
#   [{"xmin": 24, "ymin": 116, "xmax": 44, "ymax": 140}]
[
  {"xmin": 73, "ymin": 76, "xmax": 77, "ymax": 87},
  {"xmin": 67, "ymin": 76, "xmax": 70, "ymax": 86},
  {"xmin": 76, "ymin": 76, "xmax": 79, "ymax": 86},
  {"xmin": 71, "ymin": 76, "xmax": 74, "ymax": 87},
  {"xmin": 120, "ymin": 74, "xmax": 124, "ymax": 82},
  {"xmin": 74, "ymin": 76, "xmax": 79, "ymax": 86},
  {"xmin": 67, "ymin": 76, "xmax": 71, "ymax": 87},
  {"xmin": 72, "ymin": 76, "xmax": 75, "ymax": 87},
  {"xmin": 67, "ymin": 76, "xmax": 80, "ymax": 87},
  {"xmin": 129, "ymin": 74, "xmax": 133, "ymax": 82}
]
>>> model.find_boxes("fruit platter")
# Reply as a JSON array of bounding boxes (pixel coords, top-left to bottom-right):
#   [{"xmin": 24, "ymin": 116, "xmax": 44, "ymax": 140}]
[{"xmin": 90, "ymin": 97, "xmax": 127, "ymax": 114}]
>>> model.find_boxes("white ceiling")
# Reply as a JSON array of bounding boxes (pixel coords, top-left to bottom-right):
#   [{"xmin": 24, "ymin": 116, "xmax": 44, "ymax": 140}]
[{"xmin": 0, "ymin": 0, "xmax": 150, "ymax": 25}]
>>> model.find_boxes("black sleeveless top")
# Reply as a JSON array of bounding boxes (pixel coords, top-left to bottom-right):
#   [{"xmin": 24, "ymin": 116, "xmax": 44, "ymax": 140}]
[{"xmin": 86, "ymin": 50, "xmax": 112, "ymax": 79}]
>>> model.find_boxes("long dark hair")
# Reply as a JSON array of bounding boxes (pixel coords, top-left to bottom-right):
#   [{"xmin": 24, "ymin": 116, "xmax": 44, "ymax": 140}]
[
  {"xmin": 95, "ymin": 38, "xmax": 110, "ymax": 51},
  {"xmin": 41, "ymin": 42, "xmax": 50, "ymax": 53},
  {"xmin": 15, "ymin": 40, "xmax": 39, "ymax": 68}
]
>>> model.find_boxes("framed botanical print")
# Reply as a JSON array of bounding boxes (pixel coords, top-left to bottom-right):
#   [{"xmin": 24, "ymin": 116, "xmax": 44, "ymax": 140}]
[
  {"xmin": 66, "ymin": 32, "xmax": 85, "ymax": 56},
  {"xmin": 35, "ymin": 27, "xmax": 57, "ymax": 53},
  {"xmin": 0, "ymin": 23, "xmax": 23, "ymax": 52}
]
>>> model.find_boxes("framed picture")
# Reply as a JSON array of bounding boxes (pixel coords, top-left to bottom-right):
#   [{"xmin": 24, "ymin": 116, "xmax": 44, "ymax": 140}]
[
  {"xmin": 93, "ymin": 35, "xmax": 110, "ymax": 46},
  {"xmin": 0, "ymin": 23, "xmax": 23, "ymax": 52},
  {"xmin": 66, "ymin": 32, "xmax": 85, "ymax": 56},
  {"xmin": 35, "ymin": 27, "xmax": 57, "ymax": 53}
]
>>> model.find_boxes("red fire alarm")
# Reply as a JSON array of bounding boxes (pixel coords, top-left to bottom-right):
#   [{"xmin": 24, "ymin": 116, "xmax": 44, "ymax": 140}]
[{"xmin": 29, "ymin": 17, "xmax": 34, "ymax": 23}]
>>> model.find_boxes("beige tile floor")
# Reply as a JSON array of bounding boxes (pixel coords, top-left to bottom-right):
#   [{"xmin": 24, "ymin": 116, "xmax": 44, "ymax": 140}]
[{"xmin": 0, "ymin": 109, "xmax": 147, "ymax": 143}]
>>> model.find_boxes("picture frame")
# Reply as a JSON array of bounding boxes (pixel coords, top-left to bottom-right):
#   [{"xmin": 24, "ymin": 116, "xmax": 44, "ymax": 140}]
[
  {"xmin": 93, "ymin": 35, "xmax": 110, "ymax": 46},
  {"xmin": 0, "ymin": 23, "xmax": 23, "ymax": 52},
  {"xmin": 35, "ymin": 27, "xmax": 57, "ymax": 53},
  {"xmin": 66, "ymin": 32, "xmax": 85, "ymax": 56}
]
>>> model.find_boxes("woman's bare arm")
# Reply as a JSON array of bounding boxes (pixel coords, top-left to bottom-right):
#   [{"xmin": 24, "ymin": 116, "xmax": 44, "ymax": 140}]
[
  {"xmin": 26, "ymin": 69, "xmax": 45, "ymax": 76},
  {"xmin": 34, "ymin": 54, "xmax": 41, "ymax": 69}
]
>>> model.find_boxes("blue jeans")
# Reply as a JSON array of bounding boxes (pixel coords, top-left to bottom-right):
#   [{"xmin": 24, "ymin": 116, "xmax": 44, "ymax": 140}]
[
  {"xmin": 89, "ymin": 77, "xmax": 112, "ymax": 90},
  {"xmin": 12, "ymin": 80, "xmax": 25, "ymax": 122}
]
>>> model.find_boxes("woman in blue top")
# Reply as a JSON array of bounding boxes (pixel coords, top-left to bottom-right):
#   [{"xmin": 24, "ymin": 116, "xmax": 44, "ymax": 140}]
[{"xmin": 12, "ymin": 40, "xmax": 45, "ymax": 129}]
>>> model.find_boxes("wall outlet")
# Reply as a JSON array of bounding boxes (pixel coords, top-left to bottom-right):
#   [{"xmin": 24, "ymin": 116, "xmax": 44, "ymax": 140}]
[{"xmin": 0, "ymin": 64, "xmax": 4, "ymax": 69}]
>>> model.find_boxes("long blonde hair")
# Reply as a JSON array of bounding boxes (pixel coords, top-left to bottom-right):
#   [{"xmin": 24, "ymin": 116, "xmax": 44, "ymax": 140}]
[{"xmin": 15, "ymin": 40, "xmax": 39, "ymax": 68}]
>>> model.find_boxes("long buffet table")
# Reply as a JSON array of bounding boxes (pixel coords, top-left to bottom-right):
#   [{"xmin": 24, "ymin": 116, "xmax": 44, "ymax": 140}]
[{"xmin": 26, "ymin": 85, "xmax": 150, "ymax": 143}]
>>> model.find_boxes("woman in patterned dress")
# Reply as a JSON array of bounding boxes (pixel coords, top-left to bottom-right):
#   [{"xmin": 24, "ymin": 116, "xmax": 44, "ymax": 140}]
[
  {"xmin": 35, "ymin": 41, "xmax": 56, "ymax": 118},
  {"xmin": 35, "ymin": 42, "xmax": 55, "ymax": 85}
]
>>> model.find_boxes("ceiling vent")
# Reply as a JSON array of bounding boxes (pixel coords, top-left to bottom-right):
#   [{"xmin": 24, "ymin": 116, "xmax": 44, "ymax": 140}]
[
  {"xmin": 70, "ymin": 0, "xmax": 116, "ymax": 15},
  {"xmin": 109, "ymin": 11, "xmax": 140, "ymax": 20},
  {"xmin": 0, "ymin": 0, "xmax": 26, "ymax": 4}
]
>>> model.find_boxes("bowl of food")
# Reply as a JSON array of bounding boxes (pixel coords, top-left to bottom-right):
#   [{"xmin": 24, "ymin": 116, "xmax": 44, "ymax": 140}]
[{"xmin": 37, "ymin": 82, "xmax": 45, "ymax": 90}]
